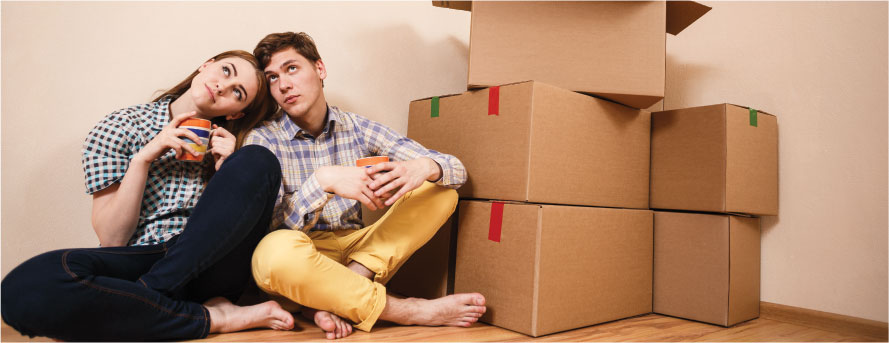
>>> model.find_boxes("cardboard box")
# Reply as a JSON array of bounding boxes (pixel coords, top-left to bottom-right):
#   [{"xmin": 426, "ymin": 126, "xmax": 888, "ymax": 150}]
[
  {"xmin": 386, "ymin": 215, "xmax": 456, "ymax": 300},
  {"xmin": 650, "ymin": 104, "xmax": 778, "ymax": 216},
  {"xmin": 408, "ymin": 81, "xmax": 650, "ymax": 209},
  {"xmin": 454, "ymin": 200, "xmax": 652, "ymax": 336},
  {"xmin": 433, "ymin": 1, "xmax": 710, "ymax": 109},
  {"xmin": 653, "ymin": 211, "xmax": 760, "ymax": 326}
]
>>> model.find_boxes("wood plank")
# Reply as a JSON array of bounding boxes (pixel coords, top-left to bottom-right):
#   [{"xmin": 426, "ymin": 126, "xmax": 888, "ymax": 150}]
[
  {"xmin": 3, "ymin": 312, "xmax": 885, "ymax": 342},
  {"xmin": 760, "ymin": 301, "xmax": 888, "ymax": 340}
]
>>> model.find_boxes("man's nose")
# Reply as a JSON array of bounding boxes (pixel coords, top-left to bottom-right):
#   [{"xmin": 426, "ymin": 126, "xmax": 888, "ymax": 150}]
[{"xmin": 279, "ymin": 77, "xmax": 292, "ymax": 91}]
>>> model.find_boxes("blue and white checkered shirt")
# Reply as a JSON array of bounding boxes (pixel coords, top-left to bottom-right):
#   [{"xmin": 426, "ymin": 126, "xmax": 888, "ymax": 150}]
[
  {"xmin": 245, "ymin": 106, "xmax": 466, "ymax": 233},
  {"xmin": 82, "ymin": 97, "xmax": 206, "ymax": 246}
]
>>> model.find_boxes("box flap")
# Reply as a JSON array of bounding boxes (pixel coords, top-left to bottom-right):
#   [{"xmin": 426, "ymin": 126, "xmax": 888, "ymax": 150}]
[
  {"xmin": 454, "ymin": 200, "xmax": 540, "ymax": 336},
  {"xmin": 666, "ymin": 1, "xmax": 711, "ymax": 35},
  {"xmin": 432, "ymin": 0, "xmax": 471, "ymax": 11},
  {"xmin": 653, "ymin": 211, "xmax": 730, "ymax": 325},
  {"xmin": 728, "ymin": 216, "xmax": 761, "ymax": 325}
]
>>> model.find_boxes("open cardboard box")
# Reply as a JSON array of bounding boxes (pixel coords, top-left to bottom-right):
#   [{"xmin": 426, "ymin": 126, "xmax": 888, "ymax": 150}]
[{"xmin": 433, "ymin": 1, "xmax": 711, "ymax": 109}]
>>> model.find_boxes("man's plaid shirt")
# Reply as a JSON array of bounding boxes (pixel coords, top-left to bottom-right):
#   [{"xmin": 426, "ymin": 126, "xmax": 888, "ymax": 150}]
[
  {"xmin": 245, "ymin": 106, "xmax": 466, "ymax": 232},
  {"xmin": 82, "ymin": 97, "xmax": 205, "ymax": 246}
]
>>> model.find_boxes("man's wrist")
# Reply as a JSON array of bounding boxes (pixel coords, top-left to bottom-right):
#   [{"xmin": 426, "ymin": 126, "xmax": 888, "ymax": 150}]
[{"xmin": 426, "ymin": 158, "xmax": 443, "ymax": 182}]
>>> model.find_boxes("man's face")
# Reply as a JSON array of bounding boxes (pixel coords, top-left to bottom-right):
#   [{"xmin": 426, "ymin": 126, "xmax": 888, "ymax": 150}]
[{"xmin": 264, "ymin": 47, "xmax": 326, "ymax": 119}]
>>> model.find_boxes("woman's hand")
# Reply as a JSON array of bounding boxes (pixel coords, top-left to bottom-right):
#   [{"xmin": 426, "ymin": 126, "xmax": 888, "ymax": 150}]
[
  {"xmin": 134, "ymin": 111, "xmax": 203, "ymax": 165},
  {"xmin": 209, "ymin": 125, "xmax": 236, "ymax": 170}
]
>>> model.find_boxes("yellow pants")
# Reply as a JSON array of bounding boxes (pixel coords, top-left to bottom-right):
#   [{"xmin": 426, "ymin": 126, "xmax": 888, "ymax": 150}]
[{"xmin": 251, "ymin": 182, "xmax": 458, "ymax": 332}]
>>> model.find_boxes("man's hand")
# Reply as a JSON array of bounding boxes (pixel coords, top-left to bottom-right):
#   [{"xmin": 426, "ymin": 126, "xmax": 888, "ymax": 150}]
[
  {"xmin": 316, "ymin": 166, "xmax": 386, "ymax": 210},
  {"xmin": 365, "ymin": 157, "xmax": 441, "ymax": 206}
]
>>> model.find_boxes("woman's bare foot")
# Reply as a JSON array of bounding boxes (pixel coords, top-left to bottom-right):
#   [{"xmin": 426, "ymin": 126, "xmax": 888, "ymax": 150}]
[
  {"xmin": 381, "ymin": 293, "xmax": 486, "ymax": 327},
  {"xmin": 204, "ymin": 297, "xmax": 295, "ymax": 333},
  {"xmin": 302, "ymin": 307, "xmax": 354, "ymax": 339}
]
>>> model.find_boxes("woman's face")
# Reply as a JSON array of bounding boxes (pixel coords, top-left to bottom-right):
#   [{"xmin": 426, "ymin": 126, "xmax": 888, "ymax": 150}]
[{"xmin": 189, "ymin": 57, "xmax": 259, "ymax": 119}]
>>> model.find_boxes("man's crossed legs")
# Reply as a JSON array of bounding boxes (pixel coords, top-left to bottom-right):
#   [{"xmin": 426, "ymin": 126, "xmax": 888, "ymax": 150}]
[{"xmin": 251, "ymin": 182, "xmax": 486, "ymax": 339}]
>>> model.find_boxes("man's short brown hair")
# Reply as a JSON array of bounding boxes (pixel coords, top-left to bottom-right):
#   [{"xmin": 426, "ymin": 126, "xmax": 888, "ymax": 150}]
[{"xmin": 253, "ymin": 32, "xmax": 322, "ymax": 70}]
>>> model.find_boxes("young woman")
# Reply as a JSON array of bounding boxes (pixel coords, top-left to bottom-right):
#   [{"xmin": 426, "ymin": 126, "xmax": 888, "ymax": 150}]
[{"xmin": 1, "ymin": 50, "xmax": 294, "ymax": 341}]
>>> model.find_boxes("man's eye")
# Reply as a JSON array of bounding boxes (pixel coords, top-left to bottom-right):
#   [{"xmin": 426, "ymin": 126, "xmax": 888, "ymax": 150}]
[
  {"xmin": 288, "ymin": 66, "xmax": 297, "ymax": 72},
  {"xmin": 222, "ymin": 66, "xmax": 231, "ymax": 76},
  {"xmin": 268, "ymin": 75, "xmax": 278, "ymax": 82}
]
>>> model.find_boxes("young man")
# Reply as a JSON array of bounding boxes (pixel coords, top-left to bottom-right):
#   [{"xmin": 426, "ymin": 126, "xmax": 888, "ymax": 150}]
[{"xmin": 245, "ymin": 32, "xmax": 486, "ymax": 339}]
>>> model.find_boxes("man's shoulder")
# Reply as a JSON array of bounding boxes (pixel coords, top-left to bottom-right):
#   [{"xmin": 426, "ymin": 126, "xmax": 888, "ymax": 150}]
[
  {"xmin": 252, "ymin": 113, "xmax": 286, "ymax": 135},
  {"xmin": 329, "ymin": 106, "xmax": 381, "ymax": 131}
]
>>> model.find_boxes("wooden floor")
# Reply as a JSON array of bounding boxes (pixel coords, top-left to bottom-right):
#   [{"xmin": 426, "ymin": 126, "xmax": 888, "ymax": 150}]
[{"xmin": 3, "ymin": 313, "xmax": 884, "ymax": 342}]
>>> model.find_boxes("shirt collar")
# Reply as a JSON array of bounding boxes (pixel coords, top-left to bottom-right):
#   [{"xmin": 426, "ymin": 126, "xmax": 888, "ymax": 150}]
[
  {"xmin": 153, "ymin": 96, "xmax": 175, "ymax": 131},
  {"xmin": 280, "ymin": 105, "xmax": 339, "ymax": 140}
]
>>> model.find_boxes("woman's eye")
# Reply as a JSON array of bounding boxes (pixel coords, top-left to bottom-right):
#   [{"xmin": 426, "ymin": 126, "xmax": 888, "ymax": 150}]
[
  {"xmin": 288, "ymin": 65, "xmax": 297, "ymax": 72},
  {"xmin": 222, "ymin": 66, "xmax": 230, "ymax": 76},
  {"xmin": 234, "ymin": 89, "xmax": 242, "ymax": 100}
]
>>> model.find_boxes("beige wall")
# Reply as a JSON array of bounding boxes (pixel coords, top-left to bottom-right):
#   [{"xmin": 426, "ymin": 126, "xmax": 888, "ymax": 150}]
[
  {"xmin": 664, "ymin": 2, "xmax": 887, "ymax": 322},
  {"xmin": 2, "ymin": 1, "xmax": 886, "ymax": 323}
]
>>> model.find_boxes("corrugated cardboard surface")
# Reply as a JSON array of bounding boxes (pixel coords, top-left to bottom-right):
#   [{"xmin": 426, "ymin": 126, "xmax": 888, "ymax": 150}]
[
  {"xmin": 528, "ymin": 82, "xmax": 650, "ymax": 209},
  {"xmin": 408, "ymin": 82, "xmax": 533, "ymax": 202},
  {"xmin": 454, "ymin": 200, "xmax": 537, "ymax": 335},
  {"xmin": 650, "ymin": 104, "xmax": 727, "ymax": 212},
  {"xmin": 466, "ymin": 2, "xmax": 665, "ymax": 109},
  {"xmin": 386, "ymin": 215, "xmax": 456, "ymax": 300},
  {"xmin": 650, "ymin": 103, "xmax": 778, "ymax": 216},
  {"xmin": 408, "ymin": 81, "xmax": 650, "ymax": 209},
  {"xmin": 653, "ymin": 211, "xmax": 761, "ymax": 326},
  {"xmin": 535, "ymin": 205, "xmax": 652, "ymax": 336},
  {"xmin": 725, "ymin": 105, "xmax": 779, "ymax": 215},
  {"xmin": 728, "ymin": 215, "xmax": 761, "ymax": 325},
  {"xmin": 455, "ymin": 200, "xmax": 652, "ymax": 336}
]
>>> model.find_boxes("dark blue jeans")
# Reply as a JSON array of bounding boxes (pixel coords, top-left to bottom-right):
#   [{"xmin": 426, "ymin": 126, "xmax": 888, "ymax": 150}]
[{"xmin": 1, "ymin": 145, "xmax": 281, "ymax": 341}]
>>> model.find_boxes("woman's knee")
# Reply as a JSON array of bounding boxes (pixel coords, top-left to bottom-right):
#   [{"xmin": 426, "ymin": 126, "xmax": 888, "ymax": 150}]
[
  {"xmin": 223, "ymin": 145, "xmax": 282, "ymax": 182},
  {"xmin": 1, "ymin": 250, "xmax": 70, "ymax": 329}
]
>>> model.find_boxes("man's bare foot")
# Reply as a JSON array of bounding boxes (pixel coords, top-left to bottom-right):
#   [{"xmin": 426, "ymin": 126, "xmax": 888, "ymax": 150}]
[
  {"xmin": 380, "ymin": 293, "xmax": 486, "ymax": 327},
  {"xmin": 204, "ymin": 297, "xmax": 295, "ymax": 333},
  {"xmin": 302, "ymin": 307, "xmax": 354, "ymax": 339}
]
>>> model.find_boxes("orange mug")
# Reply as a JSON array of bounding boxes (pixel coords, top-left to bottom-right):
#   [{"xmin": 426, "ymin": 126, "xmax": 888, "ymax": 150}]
[
  {"xmin": 177, "ymin": 118, "xmax": 211, "ymax": 162},
  {"xmin": 356, "ymin": 156, "xmax": 389, "ymax": 168}
]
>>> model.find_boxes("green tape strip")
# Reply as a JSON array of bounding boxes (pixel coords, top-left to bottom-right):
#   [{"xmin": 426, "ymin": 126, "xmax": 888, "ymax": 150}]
[
  {"xmin": 431, "ymin": 97, "xmax": 440, "ymax": 118},
  {"xmin": 749, "ymin": 108, "xmax": 758, "ymax": 127}
]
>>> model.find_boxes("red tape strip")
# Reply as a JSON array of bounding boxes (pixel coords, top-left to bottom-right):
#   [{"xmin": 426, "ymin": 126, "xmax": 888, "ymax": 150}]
[
  {"xmin": 488, "ymin": 202, "xmax": 504, "ymax": 242},
  {"xmin": 488, "ymin": 86, "xmax": 500, "ymax": 116}
]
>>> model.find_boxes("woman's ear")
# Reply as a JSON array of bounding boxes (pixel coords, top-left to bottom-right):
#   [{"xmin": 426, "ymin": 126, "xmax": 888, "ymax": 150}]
[
  {"xmin": 199, "ymin": 58, "xmax": 216, "ymax": 72},
  {"xmin": 226, "ymin": 112, "xmax": 245, "ymax": 121}
]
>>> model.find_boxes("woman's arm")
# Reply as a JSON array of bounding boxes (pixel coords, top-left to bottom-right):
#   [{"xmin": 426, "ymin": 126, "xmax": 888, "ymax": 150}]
[
  {"xmin": 90, "ymin": 111, "xmax": 202, "ymax": 246},
  {"xmin": 90, "ymin": 157, "xmax": 152, "ymax": 247}
]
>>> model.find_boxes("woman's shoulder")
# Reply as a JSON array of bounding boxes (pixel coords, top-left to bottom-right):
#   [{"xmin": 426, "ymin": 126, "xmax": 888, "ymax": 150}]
[{"xmin": 98, "ymin": 99, "xmax": 170, "ymax": 129}]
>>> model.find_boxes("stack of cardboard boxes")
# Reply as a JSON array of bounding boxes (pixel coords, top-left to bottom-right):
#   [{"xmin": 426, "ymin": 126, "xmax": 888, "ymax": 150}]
[{"xmin": 385, "ymin": 1, "xmax": 778, "ymax": 337}]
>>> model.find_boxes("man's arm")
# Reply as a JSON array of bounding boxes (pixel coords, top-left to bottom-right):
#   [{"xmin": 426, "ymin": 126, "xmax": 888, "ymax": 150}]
[
  {"xmin": 355, "ymin": 114, "xmax": 467, "ymax": 206},
  {"xmin": 244, "ymin": 130, "xmax": 335, "ymax": 231}
]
